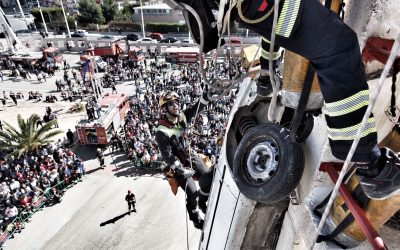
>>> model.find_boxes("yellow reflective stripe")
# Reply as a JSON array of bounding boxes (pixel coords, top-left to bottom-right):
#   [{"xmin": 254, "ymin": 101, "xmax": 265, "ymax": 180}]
[
  {"xmin": 262, "ymin": 37, "xmax": 270, "ymax": 44},
  {"xmin": 156, "ymin": 125, "xmax": 182, "ymax": 138},
  {"xmin": 327, "ymin": 117, "xmax": 377, "ymax": 141},
  {"xmin": 276, "ymin": 0, "xmax": 301, "ymax": 38},
  {"xmin": 324, "ymin": 90, "xmax": 369, "ymax": 117},
  {"xmin": 261, "ymin": 49, "xmax": 281, "ymax": 60}
]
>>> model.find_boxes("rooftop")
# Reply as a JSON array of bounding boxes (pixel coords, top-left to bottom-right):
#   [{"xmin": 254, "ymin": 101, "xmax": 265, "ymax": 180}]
[{"xmin": 133, "ymin": 3, "xmax": 171, "ymax": 10}]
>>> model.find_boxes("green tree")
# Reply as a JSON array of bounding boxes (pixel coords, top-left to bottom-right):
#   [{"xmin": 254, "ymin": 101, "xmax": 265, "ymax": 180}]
[
  {"xmin": 114, "ymin": 11, "xmax": 132, "ymax": 22},
  {"xmin": 0, "ymin": 114, "xmax": 62, "ymax": 156},
  {"xmin": 101, "ymin": 0, "xmax": 119, "ymax": 23},
  {"xmin": 78, "ymin": 0, "xmax": 105, "ymax": 24},
  {"xmin": 114, "ymin": 0, "xmax": 134, "ymax": 22},
  {"xmin": 121, "ymin": 0, "xmax": 135, "ymax": 15}
]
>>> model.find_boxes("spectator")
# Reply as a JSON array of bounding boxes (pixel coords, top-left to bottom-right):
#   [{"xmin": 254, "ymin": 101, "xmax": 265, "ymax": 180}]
[
  {"xmin": 111, "ymin": 82, "xmax": 117, "ymax": 94},
  {"xmin": 66, "ymin": 129, "xmax": 74, "ymax": 146},
  {"xmin": 125, "ymin": 190, "xmax": 136, "ymax": 213},
  {"xmin": 5, "ymin": 203, "xmax": 18, "ymax": 220}
]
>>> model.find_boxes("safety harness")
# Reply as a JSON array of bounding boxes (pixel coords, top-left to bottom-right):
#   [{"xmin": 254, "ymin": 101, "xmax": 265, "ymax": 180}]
[{"xmin": 156, "ymin": 115, "xmax": 191, "ymax": 167}]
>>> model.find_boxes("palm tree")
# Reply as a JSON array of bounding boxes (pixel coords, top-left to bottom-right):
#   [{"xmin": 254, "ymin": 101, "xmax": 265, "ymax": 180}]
[{"xmin": 0, "ymin": 114, "xmax": 63, "ymax": 156}]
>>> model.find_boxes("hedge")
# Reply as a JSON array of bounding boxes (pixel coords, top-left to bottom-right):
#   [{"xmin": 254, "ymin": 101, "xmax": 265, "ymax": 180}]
[
  {"xmin": 108, "ymin": 21, "xmax": 141, "ymax": 31},
  {"xmin": 145, "ymin": 23, "xmax": 188, "ymax": 33}
]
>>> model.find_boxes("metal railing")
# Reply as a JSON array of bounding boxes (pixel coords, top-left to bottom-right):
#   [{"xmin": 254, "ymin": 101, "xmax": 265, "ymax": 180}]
[
  {"xmin": 40, "ymin": 36, "xmax": 260, "ymax": 55},
  {"xmin": 0, "ymin": 176, "xmax": 84, "ymax": 248}
]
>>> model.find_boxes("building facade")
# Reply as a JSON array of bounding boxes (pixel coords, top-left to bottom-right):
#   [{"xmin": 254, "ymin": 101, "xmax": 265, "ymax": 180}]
[{"xmin": 132, "ymin": 2, "xmax": 184, "ymax": 24}]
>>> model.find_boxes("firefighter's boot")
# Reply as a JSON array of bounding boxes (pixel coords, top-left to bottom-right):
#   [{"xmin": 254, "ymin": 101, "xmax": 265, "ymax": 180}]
[
  {"xmin": 357, "ymin": 147, "xmax": 400, "ymax": 200},
  {"xmin": 198, "ymin": 192, "xmax": 209, "ymax": 214},
  {"xmin": 190, "ymin": 210, "xmax": 204, "ymax": 230},
  {"xmin": 257, "ymin": 74, "xmax": 273, "ymax": 97}
]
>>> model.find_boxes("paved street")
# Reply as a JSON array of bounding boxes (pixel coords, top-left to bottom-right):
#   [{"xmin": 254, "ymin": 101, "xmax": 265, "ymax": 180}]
[
  {"xmin": 0, "ymin": 53, "xmax": 202, "ymax": 249},
  {"xmin": 4, "ymin": 150, "xmax": 201, "ymax": 250}
]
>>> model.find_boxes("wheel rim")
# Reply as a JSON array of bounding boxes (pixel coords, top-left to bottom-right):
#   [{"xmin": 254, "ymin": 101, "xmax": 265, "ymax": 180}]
[{"xmin": 244, "ymin": 140, "xmax": 279, "ymax": 185}]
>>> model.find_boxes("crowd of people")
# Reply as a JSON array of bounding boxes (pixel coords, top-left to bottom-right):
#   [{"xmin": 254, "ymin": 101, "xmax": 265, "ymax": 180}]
[
  {"xmin": 0, "ymin": 56, "xmax": 101, "ymax": 108},
  {"xmin": 0, "ymin": 144, "xmax": 85, "ymax": 237},
  {"xmin": 0, "ymin": 45, "xmax": 241, "ymax": 237},
  {"xmin": 109, "ymin": 58, "xmax": 239, "ymax": 171}
]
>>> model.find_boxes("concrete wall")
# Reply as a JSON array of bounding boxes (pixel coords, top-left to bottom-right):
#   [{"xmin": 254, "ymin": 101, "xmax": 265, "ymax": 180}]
[
  {"xmin": 40, "ymin": 37, "xmax": 255, "ymax": 56},
  {"xmin": 345, "ymin": 0, "xmax": 400, "ymax": 73}
]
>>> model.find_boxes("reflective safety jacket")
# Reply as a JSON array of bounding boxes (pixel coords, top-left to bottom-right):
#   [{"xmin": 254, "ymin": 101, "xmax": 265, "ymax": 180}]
[
  {"xmin": 155, "ymin": 100, "xmax": 207, "ymax": 168},
  {"xmin": 236, "ymin": 0, "xmax": 302, "ymax": 39}
]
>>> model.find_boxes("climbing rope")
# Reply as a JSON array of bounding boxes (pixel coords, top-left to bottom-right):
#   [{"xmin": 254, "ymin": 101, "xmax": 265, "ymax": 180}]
[
  {"xmin": 237, "ymin": 0, "xmax": 275, "ymax": 24},
  {"xmin": 310, "ymin": 33, "xmax": 400, "ymax": 249},
  {"xmin": 172, "ymin": 1, "xmax": 282, "ymax": 245},
  {"xmin": 267, "ymin": 0, "xmax": 281, "ymax": 123}
]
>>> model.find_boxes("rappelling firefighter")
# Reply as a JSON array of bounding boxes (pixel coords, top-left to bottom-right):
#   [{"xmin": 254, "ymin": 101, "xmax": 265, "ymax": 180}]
[
  {"xmin": 166, "ymin": 0, "xmax": 400, "ymax": 200},
  {"xmin": 155, "ymin": 91, "xmax": 214, "ymax": 229}
]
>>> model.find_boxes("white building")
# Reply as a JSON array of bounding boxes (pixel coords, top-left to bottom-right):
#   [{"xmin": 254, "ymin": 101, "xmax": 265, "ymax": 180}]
[{"xmin": 132, "ymin": 2, "xmax": 184, "ymax": 23}]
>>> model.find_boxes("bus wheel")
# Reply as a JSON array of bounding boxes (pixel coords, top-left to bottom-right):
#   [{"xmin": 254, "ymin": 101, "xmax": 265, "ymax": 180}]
[{"xmin": 233, "ymin": 123, "xmax": 304, "ymax": 204}]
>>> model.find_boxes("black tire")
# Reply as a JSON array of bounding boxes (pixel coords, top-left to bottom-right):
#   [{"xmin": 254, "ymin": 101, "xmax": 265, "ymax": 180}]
[{"xmin": 233, "ymin": 123, "xmax": 304, "ymax": 204}]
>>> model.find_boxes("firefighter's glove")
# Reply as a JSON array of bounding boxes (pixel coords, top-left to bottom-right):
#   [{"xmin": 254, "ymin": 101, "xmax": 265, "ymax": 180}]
[
  {"xmin": 200, "ymin": 86, "xmax": 211, "ymax": 105},
  {"xmin": 171, "ymin": 160, "xmax": 195, "ymax": 178},
  {"xmin": 180, "ymin": 168, "xmax": 196, "ymax": 178}
]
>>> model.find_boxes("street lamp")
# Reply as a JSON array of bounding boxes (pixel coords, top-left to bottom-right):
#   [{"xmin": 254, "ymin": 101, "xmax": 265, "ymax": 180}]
[
  {"xmin": 15, "ymin": 0, "xmax": 28, "ymax": 28},
  {"xmin": 59, "ymin": 0, "xmax": 71, "ymax": 38},
  {"xmin": 36, "ymin": 0, "xmax": 48, "ymax": 34},
  {"xmin": 139, "ymin": 0, "xmax": 145, "ymax": 38}
]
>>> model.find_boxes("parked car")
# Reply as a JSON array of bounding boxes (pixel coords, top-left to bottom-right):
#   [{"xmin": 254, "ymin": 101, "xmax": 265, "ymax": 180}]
[
  {"xmin": 13, "ymin": 13, "xmax": 34, "ymax": 24},
  {"xmin": 13, "ymin": 13, "xmax": 34, "ymax": 19},
  {"xmin": 98, "ymin": 35, "xmax": 114, "ymax": 40},
  {"xmin": 149, "ymin": 32, "xmax": 163, "ymax": 41},
  {"xmin": 71, "ymin": 30, "xmax": 88, "ymax": 38},
  {"xmin": 126, "ymin": 33, "xmax": 140, "ymax": 41},
  {"xmin": 137, "ymin": 37, "xmax": 157, "ymax": 43},
  {"xmin": 93, "ymin": 57, "xmax": 108, "ymax": 71},
  {"xmin": 160, "ymin": 37, "xmax": 180, "ymax": 43},
  {"xmin": 181, "ymin": 38, "xmax": 194, "ymax": 44},
  {"xmin": 15, "ymin": 29, "xmax": 31, "ymax": 35},
  {"xmin": 227, "ymin": 37, "xmax": 242, "ymax": 44}
]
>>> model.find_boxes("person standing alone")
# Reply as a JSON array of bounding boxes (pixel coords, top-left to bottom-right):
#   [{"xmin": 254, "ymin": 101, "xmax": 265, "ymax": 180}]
[
  {"xmin": 125, "ymin": 190, "xmax": 136, "ymax": 213},
  {"xmin": 66, "ymin": 129, "xmax": 74, "ymax": 146}
]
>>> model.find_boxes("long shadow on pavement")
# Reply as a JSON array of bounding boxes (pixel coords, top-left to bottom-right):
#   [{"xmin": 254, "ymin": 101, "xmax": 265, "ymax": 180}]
[
  {"xmin": 99, "ymin": 211, "xmax": 130, "ymax": 227},
  {"xmin": 86, "ymin": 166, "xmax": 105, "ymax": 175},
  {"xmin": 114, "ymin": 166, "xmax": 162, "ymax": 179},
  {"xmin": 110, "ymin": 153, "xmax": 127, "ymax": 164},
  {"xmin": 72, "ymin": 144, "xmax": 97, "ymax": 161}
]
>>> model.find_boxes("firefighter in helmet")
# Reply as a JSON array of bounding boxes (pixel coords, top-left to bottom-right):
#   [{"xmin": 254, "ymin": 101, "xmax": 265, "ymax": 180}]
[{"xmin": 155, "ymin": 91, "xmax": 214, "ymax": 229}]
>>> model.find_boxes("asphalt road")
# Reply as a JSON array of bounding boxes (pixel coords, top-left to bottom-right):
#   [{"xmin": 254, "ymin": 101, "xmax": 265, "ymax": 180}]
[{"xmin": 4, "ymin": 145, "xmax": 202, "ymax": 250}]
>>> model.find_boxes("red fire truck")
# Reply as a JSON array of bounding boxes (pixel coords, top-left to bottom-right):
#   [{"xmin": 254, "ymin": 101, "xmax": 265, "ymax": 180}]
[
  {"xmin": 86, "ymin": 41, "xmax": 124, "ymax": 58},
  {"xmin": 165, "ymin": 47, "xmax": 204, "ymax": 64},
  {"xmin": 1, "ymin": 47, "xmax": 63, "ymax": 68},
  {"xmin": 76, "ymin": 94, "xmax": 130, "ymax": 145}
]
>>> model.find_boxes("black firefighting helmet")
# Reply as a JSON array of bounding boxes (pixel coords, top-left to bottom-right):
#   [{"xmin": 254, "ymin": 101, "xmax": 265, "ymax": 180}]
[{"xmin": 159, "ymin": 91, "xmax": 180, "ymax": 109}]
